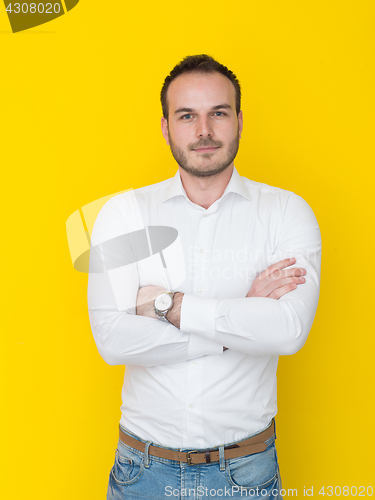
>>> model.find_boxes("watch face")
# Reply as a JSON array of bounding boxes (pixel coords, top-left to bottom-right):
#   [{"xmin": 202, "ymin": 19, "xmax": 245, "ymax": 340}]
[{"xmin": 155, "ymin": 293, "xmax": 173, "ymax": 312}]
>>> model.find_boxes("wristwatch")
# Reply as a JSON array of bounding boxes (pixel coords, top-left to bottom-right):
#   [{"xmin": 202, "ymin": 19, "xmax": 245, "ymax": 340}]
[{"xmin": 154, "ymin": 291, "xmax": 176, "ymax": 321}]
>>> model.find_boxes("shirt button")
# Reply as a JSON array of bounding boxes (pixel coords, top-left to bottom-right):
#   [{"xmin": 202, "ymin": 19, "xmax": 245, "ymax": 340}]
[
  {"xmin": 189, "ymin": 404, "xmax": 194, "ymax": 409},
  {"xmin": 192, "ymin": 360, "xmax": 198, "ymax": 365},
  {"xmin": 198, "ymin": 287, "xmax": 203, "ymax": 294},
  {"xmin": 199, "ymin": 248, "xmax": 204, "ymax": 254},
  {"xmin": 202, "ymin": 214, "xmax": 207, "ymax": 218}
]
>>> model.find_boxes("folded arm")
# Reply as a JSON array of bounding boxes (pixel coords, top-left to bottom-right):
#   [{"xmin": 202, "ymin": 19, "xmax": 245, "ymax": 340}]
[
  {"xmin": 87, "ymin": 194, "xmax": 224, "ymax": 367},
  {"xmin": 180, "ymin": 193, "xmax": 322, "ymax": 356}
]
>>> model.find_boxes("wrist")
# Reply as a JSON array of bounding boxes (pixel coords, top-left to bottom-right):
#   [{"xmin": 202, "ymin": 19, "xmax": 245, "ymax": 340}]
[{"xmin": 165, "ymin": 292, "xmax": 184, "ymax": 328}]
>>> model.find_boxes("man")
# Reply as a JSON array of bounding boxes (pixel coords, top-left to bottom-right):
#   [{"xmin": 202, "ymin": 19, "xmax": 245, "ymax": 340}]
[{"xmin": 88, "ymin": 54, "xmax": 321, "ymax": 499}]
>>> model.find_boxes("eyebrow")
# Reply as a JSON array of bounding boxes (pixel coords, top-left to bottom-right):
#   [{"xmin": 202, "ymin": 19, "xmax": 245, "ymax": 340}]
[{"xmin": 174, "ymin": 104, "xmax": 232, "ymax": 114}]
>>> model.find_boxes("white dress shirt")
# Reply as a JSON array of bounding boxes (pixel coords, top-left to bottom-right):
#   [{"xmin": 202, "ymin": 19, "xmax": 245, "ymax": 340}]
[{"xmin": 88, "ymin": 166, "xmax": 321, "ymax": 449}]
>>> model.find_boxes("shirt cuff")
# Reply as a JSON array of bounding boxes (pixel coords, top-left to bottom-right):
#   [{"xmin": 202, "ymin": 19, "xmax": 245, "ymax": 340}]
[{"xmin": 180, "ymin": 294, "xmax": 218, "ymax": 341}]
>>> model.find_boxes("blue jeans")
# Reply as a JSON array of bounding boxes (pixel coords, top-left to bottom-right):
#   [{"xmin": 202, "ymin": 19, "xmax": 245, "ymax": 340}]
[{"xmin": 107, "ymin": 419, "xmax": 282, "ymax": 499}]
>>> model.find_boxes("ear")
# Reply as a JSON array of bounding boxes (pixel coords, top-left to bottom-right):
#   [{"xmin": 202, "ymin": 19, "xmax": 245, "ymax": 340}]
[
  {"xmin": 161, "ymin": 117, "xmax": 170, "ymax": 145},
  {"xmin": 238, "ymin": 110, "xmax": 243, "ymax": 139}
]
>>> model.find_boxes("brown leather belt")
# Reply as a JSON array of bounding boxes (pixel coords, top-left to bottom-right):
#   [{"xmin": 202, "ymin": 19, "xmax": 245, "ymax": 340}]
[{"xmin": 119, "ymin": 419, "xmax": 275, "ymax": 466}]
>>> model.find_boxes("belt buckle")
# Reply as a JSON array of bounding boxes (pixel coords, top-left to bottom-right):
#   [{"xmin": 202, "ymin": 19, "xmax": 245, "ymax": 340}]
[
  {"xmin": 186, "ymin": 449, "xmax": 199, "ymax": 465},
  {"xmin": 186, "ymin": 443, "xmax": 239, "ymax": 465}
]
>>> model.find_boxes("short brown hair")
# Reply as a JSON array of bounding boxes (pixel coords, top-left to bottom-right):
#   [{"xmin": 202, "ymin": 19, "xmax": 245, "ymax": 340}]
[{"xmin": 160, "ymin": 54, "xmax": 241, "ymax": 120}]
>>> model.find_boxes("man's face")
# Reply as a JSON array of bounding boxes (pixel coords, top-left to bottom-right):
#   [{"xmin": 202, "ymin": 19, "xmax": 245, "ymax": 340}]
[{"xmin": 161, "ymin": 71, "xmax": 243, "ymax": 178}]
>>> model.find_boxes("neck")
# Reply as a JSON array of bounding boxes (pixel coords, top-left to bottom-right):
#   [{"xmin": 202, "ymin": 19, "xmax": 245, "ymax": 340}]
[{"xmin": 179, "ymin": 164, "xmax": 234, "ymax": 210}]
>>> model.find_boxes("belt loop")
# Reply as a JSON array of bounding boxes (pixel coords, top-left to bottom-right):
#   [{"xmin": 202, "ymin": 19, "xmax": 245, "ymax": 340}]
[
  {"xmin": 144, "ymin": 441, "xmax": 152, "ymax": 468},
  {"xmin": 219, "ymin": 444, "xmax": 225, "ymax": 471}
]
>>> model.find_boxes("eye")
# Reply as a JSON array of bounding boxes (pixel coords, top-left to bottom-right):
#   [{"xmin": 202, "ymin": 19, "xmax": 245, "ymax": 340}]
[
  {"xmin": 181, "ymin": 114, "xmax": 193, "ymax": 120},
  {"xmin": 213, "ymin": 112, "xmax": 226, "ymax": 117}
]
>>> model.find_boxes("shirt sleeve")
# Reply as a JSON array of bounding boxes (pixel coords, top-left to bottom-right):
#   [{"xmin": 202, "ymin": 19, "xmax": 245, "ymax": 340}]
[
  {"xmin": 180, "ymin": 193, "xmax": 322, "ymax": 356},
  {"xmin": 87, "ymin": 193, "xmax": 224, "ymax": 367}
]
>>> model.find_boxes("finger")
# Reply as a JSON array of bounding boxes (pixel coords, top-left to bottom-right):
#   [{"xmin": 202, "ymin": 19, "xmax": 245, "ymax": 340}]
[
  {"xmin": 268, "ymin": 282, "xmax": 298, "ymax": 300},
  {"xmin": 257, "ymin": 258, "xmax": 296, "ymax": 281},
  {"xmin": 263, "ymin": 276, "xmax": 305, "ymax": 297},
  {"xmin": 265, "ymin": 276, "xmax": 305, "ymax": 293},
  {"xmin": 252, "ymin": 268, "xmax": 305, "ymax": 296},
  {"xmin": 266, "ymin": 267, "xmax": 306, "ymax": 281},
  {"xmin": 247, "ymin": 275, "xmax": 303, "ymax": 298}
]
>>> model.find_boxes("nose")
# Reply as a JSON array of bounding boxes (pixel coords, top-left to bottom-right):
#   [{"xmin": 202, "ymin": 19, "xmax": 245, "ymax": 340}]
[{"xmin": 196, "ymin": 116, "xmax": 213, "ymax": 138}]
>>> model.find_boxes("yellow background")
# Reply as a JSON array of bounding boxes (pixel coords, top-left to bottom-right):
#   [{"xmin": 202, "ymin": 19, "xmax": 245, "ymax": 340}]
[{"xmin": 1, "ymin": 1, "xmax": 374, "ymax": 498}]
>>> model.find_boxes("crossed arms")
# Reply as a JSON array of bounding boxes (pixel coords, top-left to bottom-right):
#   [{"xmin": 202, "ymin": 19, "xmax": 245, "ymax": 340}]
[
  {"xmin": 88, "ymin": 192, "xmax": 321, "ymax": 366},
  {"xmin": 137, "ymin": 257, "xmax": 306, "ymax": 330}
]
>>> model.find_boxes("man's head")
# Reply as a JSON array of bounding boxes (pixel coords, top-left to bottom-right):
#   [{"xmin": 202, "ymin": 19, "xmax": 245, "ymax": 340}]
[
  {"xmin": 160, "ymin": 55, "xmax": 243, "ymax": 178},
  {"xmin": 161, "ymin": 55, "xmax": 241, "ymax": 120}
]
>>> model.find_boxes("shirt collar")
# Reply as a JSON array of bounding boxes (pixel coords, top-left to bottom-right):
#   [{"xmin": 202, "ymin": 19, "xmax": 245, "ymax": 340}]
[{"xmin": 160, "ymin": 166, "xmax": 252, "ymax": 204}]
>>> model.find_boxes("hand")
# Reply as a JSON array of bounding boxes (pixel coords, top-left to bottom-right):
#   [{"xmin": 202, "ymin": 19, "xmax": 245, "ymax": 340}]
[
  {"xmin": 136, "ymin": 285, "xmax": 166, "ymax": 319},
  {"xmin": 246, "ymin": 258, "xmax": 306, "ymax": 300}
]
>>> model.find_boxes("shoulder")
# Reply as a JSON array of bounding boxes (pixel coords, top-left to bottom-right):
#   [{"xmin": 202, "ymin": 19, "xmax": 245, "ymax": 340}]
[
  {"xmin": 242, "ymin": 175, "xmax": 293, "ymax": 203},
  {"xmin": 241, "ymin": 175, "xmax": 317, "ymax": 218},
  {"xmin": 98, "ymin": 176, "xmax": 172, "ymax": 217},
  {"xmin": 91, "ymin": 177, "xmax": 173, "ymax": 244},
  {"xmin": 238, "ymin": 174, "xmax": 320, "ymax": 238}
]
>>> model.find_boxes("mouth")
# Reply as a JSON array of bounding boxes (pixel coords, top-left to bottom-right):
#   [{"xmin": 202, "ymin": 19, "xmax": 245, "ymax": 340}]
[{"xmin": 193, "ymin": 147, "xmax": 220, "ymax": 153}]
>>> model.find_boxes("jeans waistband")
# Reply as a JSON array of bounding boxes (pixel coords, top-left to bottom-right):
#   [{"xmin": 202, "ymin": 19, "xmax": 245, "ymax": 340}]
[{"xmin": 119, "ymin": 417, "xmax": 276, "ymax": 453}]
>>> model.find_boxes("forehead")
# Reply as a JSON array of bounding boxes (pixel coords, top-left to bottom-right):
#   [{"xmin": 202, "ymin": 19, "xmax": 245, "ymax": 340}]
[{"xmin": 167, "ymin": 71, "xmax": 236, "ymax": 111}]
